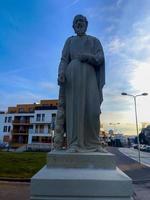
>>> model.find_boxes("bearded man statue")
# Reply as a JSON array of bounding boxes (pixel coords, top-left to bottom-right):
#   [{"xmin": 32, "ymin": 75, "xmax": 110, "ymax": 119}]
[{"xmin": 54, "ymin": 14, "xmax": 105, "ymax": 152}]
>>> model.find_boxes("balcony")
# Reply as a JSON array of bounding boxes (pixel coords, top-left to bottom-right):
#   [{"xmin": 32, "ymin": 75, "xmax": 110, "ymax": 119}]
[
  {"xmin": 11, "ymin": 131, "xmax": 28, "ymax": 135},
  {"xmin": 12, "ymin": 120, "xmax": 30, "ymax": 125},
  {"xmin": 28, "ymin": 128, "xmax": 52, "ymax": 135},
  {"xmin": 30, "ymin": 118, "xmax": 51, "ymax": 124}
]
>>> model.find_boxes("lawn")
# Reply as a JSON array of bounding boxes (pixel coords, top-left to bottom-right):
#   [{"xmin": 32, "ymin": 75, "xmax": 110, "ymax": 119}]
[{"xmin": 0, "ymin": 152, "xmax": 46, "ymax": 179}]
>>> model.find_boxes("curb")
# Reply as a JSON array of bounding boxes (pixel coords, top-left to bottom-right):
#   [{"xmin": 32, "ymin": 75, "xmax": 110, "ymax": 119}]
[
  {"xmin": 133, "ymin": 179, "xmax": 150, "ymax": 184},
  {"xmin": 0, "ymin": 177, "xmax": 31, "ymax": 182}
]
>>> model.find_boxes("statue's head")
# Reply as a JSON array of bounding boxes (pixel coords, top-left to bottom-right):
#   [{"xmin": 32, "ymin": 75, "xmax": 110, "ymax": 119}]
[{"xmin": 73, "ymin": 15, "xmax": 88, "ymax": 36}]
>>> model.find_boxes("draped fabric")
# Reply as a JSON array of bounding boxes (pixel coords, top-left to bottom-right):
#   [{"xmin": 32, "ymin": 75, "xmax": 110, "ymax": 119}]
[{"xmin": 58, "ymin": 35, "xmax": 105, "ymax": 151}]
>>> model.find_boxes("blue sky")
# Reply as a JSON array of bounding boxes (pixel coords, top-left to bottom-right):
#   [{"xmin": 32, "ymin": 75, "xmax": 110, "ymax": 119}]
[{"xmin": 0, "ymin": 0, "xmax": 150, "ymax": 134}]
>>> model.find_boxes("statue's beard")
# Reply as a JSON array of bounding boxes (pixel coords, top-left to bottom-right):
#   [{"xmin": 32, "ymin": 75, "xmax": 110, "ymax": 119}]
[{"xmin": 74, "ymin": 26, "xmax": 87, "ymax": 36}]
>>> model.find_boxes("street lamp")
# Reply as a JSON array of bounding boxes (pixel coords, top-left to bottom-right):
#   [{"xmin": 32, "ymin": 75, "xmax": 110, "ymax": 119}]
[
  {"xmin": 109, "ymin": 122, "xmax": 120, "ymax": 134},
  {"xmin": 121, "ymin": 92, "xmax": 148, "ymax": 164},
  {"xmin": 109, "ymin": 123, "xmax": 120, "ymax": 146}
]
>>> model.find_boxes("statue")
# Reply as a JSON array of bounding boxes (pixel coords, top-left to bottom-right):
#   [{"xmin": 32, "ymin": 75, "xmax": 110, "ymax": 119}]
[{"xmin": 54, "ymin": 14, "xmax": 105, "ymax": 152}]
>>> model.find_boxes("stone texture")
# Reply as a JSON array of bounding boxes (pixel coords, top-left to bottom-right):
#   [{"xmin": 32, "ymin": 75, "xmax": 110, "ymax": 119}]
[
  {"xmin": 47, "ymin": 151, "xmax": 116, "ymax": 169},
  {"xmin": 30, "ymin": 152, "xmax": 133, "ymax": 200},
  {"xmin": 54, "ymin": 15, "xmax": 105, "ymax": 152}
]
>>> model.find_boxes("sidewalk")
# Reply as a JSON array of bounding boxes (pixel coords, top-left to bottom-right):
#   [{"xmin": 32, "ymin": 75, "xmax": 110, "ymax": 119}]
[
  {"xmin": 0, "ymin": 181, "xmax": 149, "ymax": 200},
  {"xmin": 119, "ymin": 147, "xmax": 150, "ymax": 167},
  {"xmin": 0, "ymin": 181, "xmax": 30, "ymax": 200}
]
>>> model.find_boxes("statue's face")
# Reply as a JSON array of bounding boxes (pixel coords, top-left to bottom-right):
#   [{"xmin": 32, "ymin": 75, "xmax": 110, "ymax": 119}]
[{"xmin": 73, "ymin": 17, "xmax": 87, "ymax": 36}]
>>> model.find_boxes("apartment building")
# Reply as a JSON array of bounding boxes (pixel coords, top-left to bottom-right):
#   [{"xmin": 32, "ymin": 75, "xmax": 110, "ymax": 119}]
[
  {"xmin": 0, "ymin": 100, "xmax": 58, "ymax": 147},
  {"xmin": 0, "ymin": 112, "xmax": 5, "ymax": 142}
]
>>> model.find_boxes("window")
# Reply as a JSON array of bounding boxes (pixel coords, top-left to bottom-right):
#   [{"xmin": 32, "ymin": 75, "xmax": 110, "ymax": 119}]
[
  {"xmin": 29, "ymin": 108, "xmax": 33, "ymax": 112},
  {"xmin": 48, "ymin": 124, "xmax": 51, "ymax": 133},
  {"xmin": 35, "ymin": 125, "xmax": 38, "ymax": 133},
  {"xmin": 52, "ymin": 113, "xmax": 56, "ymax": 118},
  {"xmin": 40, "ymin": 125, "xmax": 44, "ymax": 133},
  {"xmin": 32, "ymin": 136, "xmax": 39, "ymax": 143},
  {"xmin": 52, "ymin": 113, "xmax": 56, "ymax": 122},
  {"xmin": 8, "ymin": 126, "xmax": 11, "ymax": 132},
  {"xmin": 3, "ymin": 126, "xmax": 7, "ymax": 132},
  {"xmin": 8, "ymin": 117, "xmax": 12, "ymax": 123},
  {"xmin": 36, "ymin": 114, "xmax": 41, "ymax": 121},
  {"xmin": 4, "ymin": 117, "xmax": 7, "ymax": 123},
  {"xmin": 19, "ymin": 107, "xmax": 24, "ymax": 113},
  {"xmin": 42, "ymin": 114, "xmax": 45, "ymax": 121},
  {"xmin": 19, "ymin": 126, "xmax": 25, "ymax": 133},
  {"xmin": 20, "ymin": 116, "xmax": 25, "ymax": 122},
  {"xmin": 51, "ymin": 113, "xmax": 56, "ymax": 130},
  {"xmin": 41, "ymin": 137, "xmax": 50, "ymax": 143}
]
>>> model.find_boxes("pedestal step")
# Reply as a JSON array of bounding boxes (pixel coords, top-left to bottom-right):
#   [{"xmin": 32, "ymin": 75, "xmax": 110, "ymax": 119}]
[
  {"xmin": 47, "ymin": 152, "xmax": 116, "ymax": 169},
  {"xmin": 31, "ymin": 166, "xmax": 133, "ymax": 200}
]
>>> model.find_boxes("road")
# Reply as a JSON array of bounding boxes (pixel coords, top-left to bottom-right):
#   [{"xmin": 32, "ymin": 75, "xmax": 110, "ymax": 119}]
[{"xmin": 107, "ymin": 147, "xmax": 150, "ymax": 182}]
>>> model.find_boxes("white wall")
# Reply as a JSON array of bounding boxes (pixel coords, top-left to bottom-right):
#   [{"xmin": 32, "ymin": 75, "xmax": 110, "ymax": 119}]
[{"xmin": 0, "ymin": 114, "xmax": 5, "ymax": 142}]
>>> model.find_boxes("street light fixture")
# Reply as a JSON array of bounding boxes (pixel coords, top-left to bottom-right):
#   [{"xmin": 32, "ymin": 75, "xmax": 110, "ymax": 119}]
[
  {"xmin": 109, "ymin": 122, "xmax": 120, "ymax": 134},
  {"xmin": 121, "ymin": 92, "xmax": 148, "ymax": 164},
  {"xmin": 109, "ymin": 123, "xmax": 120, "ymax": 147}
]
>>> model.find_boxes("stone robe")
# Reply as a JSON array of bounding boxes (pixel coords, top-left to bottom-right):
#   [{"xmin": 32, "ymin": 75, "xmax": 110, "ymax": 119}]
[{"xmin": 58, "ymin": 35, "xmax": 105, "ymax": 151}]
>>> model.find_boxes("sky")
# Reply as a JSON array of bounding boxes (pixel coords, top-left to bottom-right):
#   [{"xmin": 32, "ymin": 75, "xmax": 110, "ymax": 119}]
[{"xmin": 0, "ymin": 0, "xmax": 150, "ymax": 135}]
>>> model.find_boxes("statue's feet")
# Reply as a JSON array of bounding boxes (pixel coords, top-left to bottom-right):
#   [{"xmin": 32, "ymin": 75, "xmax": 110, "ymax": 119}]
[
  {"xmin": 65, "ymin": 145, "xmax": 108, "ymax": 153},
  {"xmin": 66, "ymin": 146, "xmax": 77, "ymax": 153},
  {"xmin": 96, "ymin": 146, "xmax": 107, "ymax": 153}
]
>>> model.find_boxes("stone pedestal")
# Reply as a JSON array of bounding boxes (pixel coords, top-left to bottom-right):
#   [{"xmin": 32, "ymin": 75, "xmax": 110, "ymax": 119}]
[{"xmin": 30, "ymin": 151, "xmax": 133, "ymax": 200}]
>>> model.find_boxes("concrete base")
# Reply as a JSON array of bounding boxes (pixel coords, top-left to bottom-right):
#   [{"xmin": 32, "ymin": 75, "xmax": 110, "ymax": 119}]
[
  {"xmin": 30, "ymin": 152, "xmax": 133, "ymax": 200},
  {"xmin": 47, "ymin": 151, "xmax": 116, "ymax": 169}
]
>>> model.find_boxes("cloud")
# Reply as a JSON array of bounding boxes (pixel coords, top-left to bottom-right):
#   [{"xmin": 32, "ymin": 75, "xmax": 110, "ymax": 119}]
[
  {"xmin": 103, "ymin": 14, "xmax": 150, "ymax": 123},
  {"xmin": 116, "ymin": 0, "xmax": 123, "ymax": 8},
  {"xmin": 107, "ymin": 37, "xmax": 125, "ymax": 54},
  {"xmin": 65, "ymin": 0, "xmax": 80, "ymax": 8},
  {"xmin": 84, "ymin": 7, "xmax": 99, "ymax": 19},
  {"xmin": 101, "ymin": 111, "xmax": 135, "ymax": 124},
  {"xmin": 0, "ymin": 73, "xmax": 35, "ymax": 91},
  {"xmin": 102, "ymin": 86, "xmax": 132, "ymax": 113},
  {"xmin": 105, "ymin": 25, "xmax": 115, "ymax": 33},
  {"xmin": 71, "ymin": 0, "xmax": 80, "ymax": 5},
  {"xmin": 0, "ymin": 69, "xmax": 59, "ymax": 110},
  {"xmin": 39, "ymin": 81, "xmax": 58, "ymax": 91},
  {"xmin": 0, "ymin": 90, "xmax": 43, "ymax": 111},
  {"xmin": 102, "ymin": 121, "xmax": 139, "ymax": 135},
  {"xmin": 129, "ymin": 58, "xmax": 150, "ymax": 93}
]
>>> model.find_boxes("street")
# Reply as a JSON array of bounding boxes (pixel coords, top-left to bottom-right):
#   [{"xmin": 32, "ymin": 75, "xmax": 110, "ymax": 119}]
[
  {"xmin": 107, "ymin": 147, "xmax": 150, "ymax": 182},
  {"xmin": 108, "ymin": 147, "xmax": 150, "ymax": 200}
]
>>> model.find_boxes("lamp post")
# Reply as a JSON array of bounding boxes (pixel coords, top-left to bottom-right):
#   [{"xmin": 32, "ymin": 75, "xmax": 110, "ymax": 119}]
[{"xmin": 121, "ymin": 92, "xmax": 148, "ymax": 164}]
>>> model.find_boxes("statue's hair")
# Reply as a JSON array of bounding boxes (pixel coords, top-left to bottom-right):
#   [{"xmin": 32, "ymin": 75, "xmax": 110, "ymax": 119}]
[{"xmin": 73, "ymin": 14, "xmax": 88, "ymax": 27}]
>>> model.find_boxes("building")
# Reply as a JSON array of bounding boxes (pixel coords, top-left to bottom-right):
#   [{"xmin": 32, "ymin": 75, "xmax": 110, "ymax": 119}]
[
  {"xmin": 0, "ymin": 112, "xmax": 5, "ymax": 142},
  {"xmin": 0, "ymin": 100, "xmax": 58, "ymax": 148}
]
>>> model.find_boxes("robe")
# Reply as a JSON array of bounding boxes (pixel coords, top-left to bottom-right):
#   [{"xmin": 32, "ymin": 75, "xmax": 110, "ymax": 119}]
[{"xmin": 58, "ymin": 35, "xmax": 105, "ymax": 151}]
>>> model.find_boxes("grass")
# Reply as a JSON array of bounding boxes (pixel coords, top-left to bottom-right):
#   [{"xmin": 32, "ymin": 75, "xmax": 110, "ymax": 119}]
[{"xmin": 0, "ymin": 152, "xmax": 46, "ymax": 178}]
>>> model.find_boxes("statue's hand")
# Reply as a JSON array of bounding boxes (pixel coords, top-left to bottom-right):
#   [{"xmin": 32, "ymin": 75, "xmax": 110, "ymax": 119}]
[
  {"xmin": 58, "ymin": 73, "xmax": 65, "ymax": 85},
  {"xmin": 78, "ymin": 54, "xmax": 89, "ymax": 62},
  {"xmin": 78, "ymin": 53, "xmax": 99, "ymax": 67}
]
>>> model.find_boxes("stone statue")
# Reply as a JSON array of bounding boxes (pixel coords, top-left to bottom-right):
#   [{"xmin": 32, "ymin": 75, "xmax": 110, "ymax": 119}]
[{"xmin": 54, "ymin": 14, "xmax": 105, "ymax": 152}]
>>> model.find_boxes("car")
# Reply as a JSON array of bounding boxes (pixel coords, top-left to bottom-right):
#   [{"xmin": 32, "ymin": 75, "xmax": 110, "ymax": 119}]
[
  {"xmin": 145, "ymin": 146, "xmax": 150, "ymax": 152},
  {"xmin": 133, "ymin": 144, "xmax": 138, "ymax": 149},
  {"xmin": 0, "ymin": 142, "xmax": 9, "ymax": 149},
  {"xmin": 140, "ymin": 144, "xmax": 147, "ymax": 151}
]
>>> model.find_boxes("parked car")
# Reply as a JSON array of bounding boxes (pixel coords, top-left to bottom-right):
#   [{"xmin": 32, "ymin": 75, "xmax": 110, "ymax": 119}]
[
  {"xmin": 140, "ymin": 144, "xmax": 147, "ymax": 151},
  {"xmin": 0, "ymin": 142, "xmax": 9, "ymax": 149},
  {"xmin": 133, "ymin": 144, "xmax": 138, "ymax": 149},
  {"xmin": 145, "ymin": 146, "xmax": 150, "ymax": 152}
]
